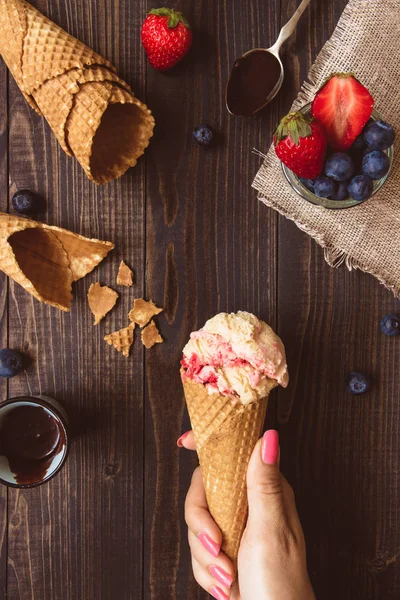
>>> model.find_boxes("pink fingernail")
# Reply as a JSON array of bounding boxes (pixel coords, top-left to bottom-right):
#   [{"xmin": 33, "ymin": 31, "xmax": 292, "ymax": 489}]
[
  {"xmin": 209, "ymin": 565, "xmax": 233, "ymax": 589},
  {"xmin": 177, "ymin": 431, "xmax": 190, "ymax": 447},
  {"xmin": 198, "ymin": 533, "xmax": 220, "ymax": 557},
  {"xmin": 210, "ymin": 586, "xmax": 230, "ymax": 600},
  {"xmin": 262, "ymin": 430, "xmax": 279, "ymax": 465}
]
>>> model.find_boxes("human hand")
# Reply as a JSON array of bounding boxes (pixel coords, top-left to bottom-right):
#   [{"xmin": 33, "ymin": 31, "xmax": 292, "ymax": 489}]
[{"xmin": 179, "ymin": 429, "xmax": 315, "ymax": 600}]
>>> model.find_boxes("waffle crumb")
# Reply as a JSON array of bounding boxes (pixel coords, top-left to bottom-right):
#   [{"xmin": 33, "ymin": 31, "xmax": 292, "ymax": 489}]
[
  {"xmin": 116, "ymin": 260, "xmax": 134, "ymax": 287},
  {"xmin": 104, "ymin": 323, "xmax": 135, "ymax": 357},
  {"xmin": 141, "ymin": 320, "xmax": 163, "ymax": 349},
  {"xmin": 128, "ymin": 298, "xmax": 163, "ymax": 327},
  {"xmin": 88, "ymin": 282, "xmax": 119, "ymax": 325}
]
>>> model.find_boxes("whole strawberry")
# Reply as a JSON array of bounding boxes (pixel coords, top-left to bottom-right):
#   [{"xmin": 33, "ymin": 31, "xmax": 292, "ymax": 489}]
[
  {"xmin": 274, "ymin": 112, "xmax": 327, "ymax": 179},
  {"xmin": 141, "ymin": 8, "xmax": 192, "ymax": 71}
]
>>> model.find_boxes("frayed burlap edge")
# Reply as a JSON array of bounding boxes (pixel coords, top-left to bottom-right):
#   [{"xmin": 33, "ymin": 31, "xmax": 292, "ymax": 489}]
[{"xmin": 254, "ymin": 184, "xmax": 400, "ymax": 298}]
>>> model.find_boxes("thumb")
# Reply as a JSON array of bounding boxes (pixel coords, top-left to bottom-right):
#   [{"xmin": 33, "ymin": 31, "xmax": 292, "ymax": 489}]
[{"xmin": 246, "ymin": 430, "xmax": 284, "ymax": 532}]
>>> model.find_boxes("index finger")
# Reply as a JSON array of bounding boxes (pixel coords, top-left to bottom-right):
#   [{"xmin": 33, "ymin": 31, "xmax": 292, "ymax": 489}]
[{"xmin": 177, "ymin": 430, "xmax": 196, "ymax": 450}]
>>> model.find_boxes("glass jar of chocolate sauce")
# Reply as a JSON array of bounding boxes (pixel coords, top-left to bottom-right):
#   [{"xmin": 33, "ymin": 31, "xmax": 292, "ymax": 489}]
[{"xmin": 0, "ymin": 395, "xmax": 68, "ymax": 488}]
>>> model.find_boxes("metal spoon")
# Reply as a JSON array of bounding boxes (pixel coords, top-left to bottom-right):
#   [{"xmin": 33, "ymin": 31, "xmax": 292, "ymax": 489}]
[{"xmin": 226, "ymin": 0, "xmax": 312, "ymax": 116}]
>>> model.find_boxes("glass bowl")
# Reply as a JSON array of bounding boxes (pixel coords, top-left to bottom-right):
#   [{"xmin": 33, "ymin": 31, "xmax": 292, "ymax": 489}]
[{"xmin": 281, "ymin": 103, "xmax": 394, "ymax": 209}]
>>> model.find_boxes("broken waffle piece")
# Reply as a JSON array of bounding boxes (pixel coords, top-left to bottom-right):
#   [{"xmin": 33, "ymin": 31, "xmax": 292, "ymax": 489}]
[
  {"xmin": 0, "ymin": 212, "xmax": 114, "ymax": 311},
  {"xmin": 104, "ymin": 323, "xmax": 135, "ymax": 357},
  {"xmin": 88, "ymin": 282, "xmax": 119, "ymax": 325},
  {"xmin": 128, "ymin": 298, "xmax": 163, "ymax": 327},
  {"xmin": 141, "ymin": 320, "xmax": 163, "ymax": 349},
  {"xmin": 116, "ymin": 260, "xmax": 134, "ymax": 287}
]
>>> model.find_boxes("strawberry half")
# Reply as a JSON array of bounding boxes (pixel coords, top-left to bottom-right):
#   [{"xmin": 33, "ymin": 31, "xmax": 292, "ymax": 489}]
[
  {"xmin": 274, "ymin": 112, "xmax": 327, "ymax": 179},
  {"xmin": 312, "ymin": 73, "xmax": 374, "ymax": 150}
]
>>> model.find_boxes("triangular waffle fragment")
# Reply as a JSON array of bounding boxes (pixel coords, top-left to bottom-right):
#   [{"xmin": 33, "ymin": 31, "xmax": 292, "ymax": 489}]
[
  {"xmin": 88, "ymin": 282, "xmax": 119, "ymax": 325},
  {"xmin": 116, "ymin": 260, "xmax": 133, "ymax": 287},
  {"xmin": 141, "ymin": 320, "xmax": 163, "ymax": 349},
  {"xmin": 104, "ymin": 323, "xmax": 135, "ymax": 358},
  {"xmin": 0, "ymin": 212, "xmax": 113, "ymax": 311},
  {"xmin": 128, "ymin": 298, "xmax": 163, "ymax": 327}
]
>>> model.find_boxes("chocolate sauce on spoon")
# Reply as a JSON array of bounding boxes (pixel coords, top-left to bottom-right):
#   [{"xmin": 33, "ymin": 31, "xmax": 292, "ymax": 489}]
[
  {"xmin": 226, "ymin": 50, "xmax": 282, "ymax": 117},
  {"xmin": 225, "ymin": 0, "xmax": 311, "ymax": 116}
]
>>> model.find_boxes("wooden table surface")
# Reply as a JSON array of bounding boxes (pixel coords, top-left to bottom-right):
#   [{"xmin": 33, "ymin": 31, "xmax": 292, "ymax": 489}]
[{"xmin": 1, "ymin": 0, "xmax": 400, "ymax": 599}]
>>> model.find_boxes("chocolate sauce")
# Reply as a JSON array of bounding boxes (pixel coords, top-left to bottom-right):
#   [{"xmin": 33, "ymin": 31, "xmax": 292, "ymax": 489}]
[
  {"xmin": 226, "ymin": 50, "xmax": 282, "ymax": 116},
  {"xmin": 0, "ymin": 404, "xmax": 65, "ymax": 485}
]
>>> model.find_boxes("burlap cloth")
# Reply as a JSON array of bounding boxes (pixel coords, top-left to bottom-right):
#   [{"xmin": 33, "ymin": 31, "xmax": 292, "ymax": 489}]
[{"xmin": 253, "ymin": 0, "xmax": 400, "ymax": 297}]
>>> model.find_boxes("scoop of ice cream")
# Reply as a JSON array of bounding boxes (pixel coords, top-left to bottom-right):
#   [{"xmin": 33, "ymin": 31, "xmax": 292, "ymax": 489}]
[{"xmin": 181, "ymin": 311, "xmax": 288, "ymax": 404}]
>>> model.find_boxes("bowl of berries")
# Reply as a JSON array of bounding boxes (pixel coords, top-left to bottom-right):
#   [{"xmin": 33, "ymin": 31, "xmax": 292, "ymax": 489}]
[{"xmin": 274, "ymin": 73, "xmax": 395, "ymax": 209}]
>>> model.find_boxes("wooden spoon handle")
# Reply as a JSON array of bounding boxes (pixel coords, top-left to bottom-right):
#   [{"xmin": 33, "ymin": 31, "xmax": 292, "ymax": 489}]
[{"xmin": 270, "ymin": 0, "xmax": 311, "ymax": 54}]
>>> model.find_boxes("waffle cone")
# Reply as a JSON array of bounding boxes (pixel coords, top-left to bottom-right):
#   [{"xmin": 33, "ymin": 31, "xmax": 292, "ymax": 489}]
[
  {"xmin": 0, "ymin": 212, "xmax": 114, "ymax": 311},
  {"xmin": 0, "ymin": 0, "xmax": 155, "ymax": 183},
  {"xmin": 182, "ymin": 372, "xmax": 277, "ymax": 564},
  {"xmin": 65, "ymin": 81, "xmax": 154, "ymax": 184}
]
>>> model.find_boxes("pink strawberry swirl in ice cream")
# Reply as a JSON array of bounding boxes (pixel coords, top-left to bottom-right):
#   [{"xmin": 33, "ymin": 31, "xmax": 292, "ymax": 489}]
[{"xmin": 181, "ymin": 311, "xmax": 288, "ymax": 404}]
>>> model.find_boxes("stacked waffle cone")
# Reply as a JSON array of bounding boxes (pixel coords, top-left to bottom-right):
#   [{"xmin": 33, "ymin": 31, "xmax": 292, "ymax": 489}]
[
  {"xmin": 182, "ymin": 374, "xmax": 277, "ymax": 564},
  {"xmin": 0, "ymin": 0, "xmax": 155, "ymax": 184},
  {"xmin": 0, "ymin": 212, "xmax": 114, "ymax": 311}
]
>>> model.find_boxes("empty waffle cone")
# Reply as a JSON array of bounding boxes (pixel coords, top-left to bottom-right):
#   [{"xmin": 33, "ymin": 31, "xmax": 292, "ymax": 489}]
[
  {"xmin": 182, "ymin": 372, "xmax": 277, "ymax": 565},
  {"xmin": 65, "ymin": 81, "xmax": 154, "ymax": 184},
  {"xmin": 0, "ymin": 0, "xmax": 155, "ymax": 184},
  {"xmin": 0, "ymin": 212, "xmax": 114, "ymax": 311}
]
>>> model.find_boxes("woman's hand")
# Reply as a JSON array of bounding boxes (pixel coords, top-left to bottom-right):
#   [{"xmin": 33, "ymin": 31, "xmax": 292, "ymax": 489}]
[{"xmin": 179, "ymin": 429, "xmax": 315, "ymax": 600}]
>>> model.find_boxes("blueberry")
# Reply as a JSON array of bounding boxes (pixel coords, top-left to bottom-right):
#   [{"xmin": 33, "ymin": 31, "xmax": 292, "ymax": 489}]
[
  {"xmin": 364, "ymin": 120, "xmax": 395, "ymax": 151},
  {"xmin": 330, "ymin": 180, "xmax": 350, "ymax": 201},
  {"xmin": 192, "ymin": 124, "xmax": 215, "ymax": 147},
  {"xmin": 347, "ymin": 372, "xmax": 370, "ymax": 395},
  {"xmin": 347, "ymin": 174, "xmax": 373, "ymax": 201},
  {"xmin": 324, "ymin": 152, "xmax": 355, "ymax": 182},
  {"xmin": 380, "ymin": 314, "xmax": 400, "ymax": 336},
  {"xmin": 314, "ymin": 176, "xmax": 337, "ymax": 198},
  {"xmin": 362, "ymin": 150, "xmax": 390, "ymax": 180},
  {"xmin": 0, "ymin": 348, "xmax": 25, "ymax": 378},
  {"xmin": 12, "ymin": 189, "xmax": 43, "ymax": 215},
  {"xmin": 299, "ymin": 178, "xmax": 315, "ymax": 192},
  {"xmin": 351, "ymin": 133, "xmax": 366, "ymax": 152}
]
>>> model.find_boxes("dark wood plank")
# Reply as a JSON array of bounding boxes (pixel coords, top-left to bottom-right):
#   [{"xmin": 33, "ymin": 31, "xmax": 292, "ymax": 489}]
[
  {"xmin": 277, "ymin": 1, "xmax": 400, "ymax": 599},
  {"xmin": 3, "ymin": 1, "xmax": 399, "ymax": 600},
  {"xmin": 143, "ymin": 0, "xmax": 280, "ymax": 598},
  {"xmin": 6, "ymin": 1, "xmax": 146, "ymax": 598},
  {"xmin": 0, "ymin": 58, "xmax": 8, "ymax": 600}
]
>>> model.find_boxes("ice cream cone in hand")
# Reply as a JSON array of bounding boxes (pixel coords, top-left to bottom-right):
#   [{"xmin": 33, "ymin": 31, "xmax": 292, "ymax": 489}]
[
  {"xmin": 0, "ymin": 212, "xmax": 113, "ymax": 311},
  {"xmin": 180, "ymin": 311, "xmax": 288, "ymax": 565},
  {"xmin": 0, "ymin": 0, "xmax": 155, "ymax": 184}
]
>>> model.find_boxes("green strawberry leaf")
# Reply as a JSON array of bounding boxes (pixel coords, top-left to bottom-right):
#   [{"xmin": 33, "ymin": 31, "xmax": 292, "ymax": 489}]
[
  {"xmin": 274, "ymin": 112, "xmax": 313, "ymax": 146},
  {"xmin": 149, "ymin": 7, "xmax": 190, "ymax": 28},
  {"xmin": 167, "ymin": 12, "xmax": 180, "ymax": 27},
  {"xmin": 149, "ymin": 7, "xmax": 171, "ymax": 17},
  {"xmin": 177, "ymin": 12, "xmax": 190, "ymax": 28},
  {"xmin": 288, "ymin": 120, "xmax": 299, "ymax": 145}
]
